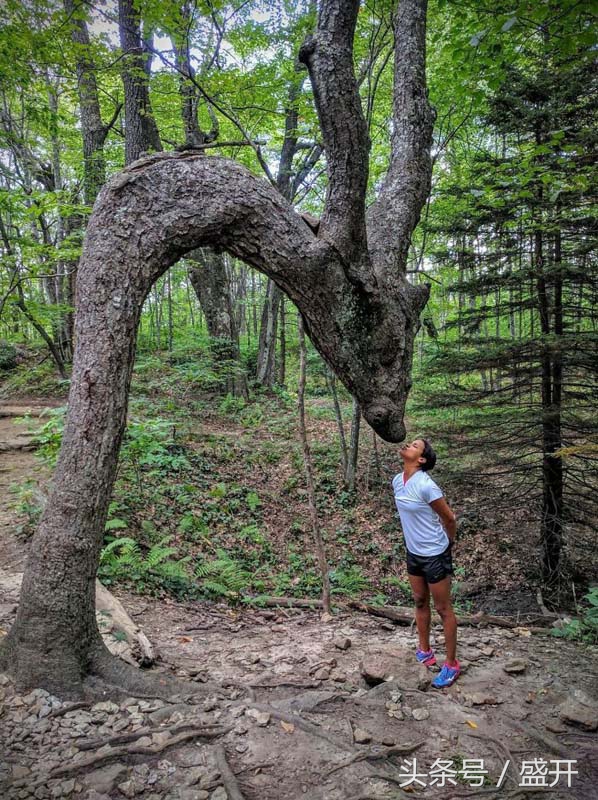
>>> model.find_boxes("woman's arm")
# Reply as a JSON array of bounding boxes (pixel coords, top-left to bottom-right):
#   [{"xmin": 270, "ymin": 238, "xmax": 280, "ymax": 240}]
[{"xmin": 430, "ymin": 497, "xmax": 457, "ymax": 543}]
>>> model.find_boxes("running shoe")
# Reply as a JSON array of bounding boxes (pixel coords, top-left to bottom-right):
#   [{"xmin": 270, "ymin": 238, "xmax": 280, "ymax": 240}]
[
  {"xmin": 432, "ymin": 660, "xmax": 461, "ymax": 688},
  {"xmin": 415, "ymin": 648, "xmax": 437, "ymax": 667}
]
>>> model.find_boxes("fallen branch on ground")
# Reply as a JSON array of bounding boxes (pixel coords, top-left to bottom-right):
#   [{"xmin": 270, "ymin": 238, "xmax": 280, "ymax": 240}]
[
  {"xmin": 348, "ymin": 601, "xmax": 555, "ymax": 631},
  {"xmin": 243, "ymin": 595, "xmax": 324, "ymax": 609}
]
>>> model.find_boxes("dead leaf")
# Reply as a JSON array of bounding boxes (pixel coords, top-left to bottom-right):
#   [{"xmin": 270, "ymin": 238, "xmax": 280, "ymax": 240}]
[
  {"xmin": 280, "ymin": 721, "xmax": 295, "ymax": 734},
  {"xmin": 465, "ymin": 720, "xmax": 478, "ymax": 729},
  {"xmin": 179, "ymin": 636, "xmax": 193, "ymax": 643},
  {"xmin": 513, "ymin": 627, "xmax": 531, "ymax": 637}
]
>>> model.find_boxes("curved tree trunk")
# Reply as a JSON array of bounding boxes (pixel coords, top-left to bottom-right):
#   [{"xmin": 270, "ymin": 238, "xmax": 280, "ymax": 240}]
[{"xmin": 1, "ymin": 0, "xmax": 434, "ymax": 697}]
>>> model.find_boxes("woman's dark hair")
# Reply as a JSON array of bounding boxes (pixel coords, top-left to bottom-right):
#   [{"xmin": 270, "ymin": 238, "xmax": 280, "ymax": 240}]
[{"xmin": 419, "ymin": 438, "xmax": 437, "ymax": 471}]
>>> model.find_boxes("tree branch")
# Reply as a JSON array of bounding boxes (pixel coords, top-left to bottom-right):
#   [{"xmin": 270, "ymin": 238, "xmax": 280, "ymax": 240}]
[
  {"xmin": 367, "ymin": 0, "xmax": 435, "ymax": 276},
  {"xmin": 299, "ymin": 0, "xmax": 370, "ymax": 265}
]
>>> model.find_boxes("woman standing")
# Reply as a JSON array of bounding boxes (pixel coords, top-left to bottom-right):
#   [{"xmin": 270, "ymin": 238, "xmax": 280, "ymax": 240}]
[{"xmin": 392, "ymin": 438, "xmax": 460, "ymax": 688}]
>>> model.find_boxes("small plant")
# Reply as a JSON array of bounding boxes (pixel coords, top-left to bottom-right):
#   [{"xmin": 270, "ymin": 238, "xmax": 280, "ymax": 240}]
[
  {"xmin": 195, "ymin": 550, "xmax": 251, "ymax": 601},
  {"xmin": 99, "ymin": 535, "xmax": 191, "ymax": 595},
  {"xmin": 10, "ymin": 479, "xmax": 43, "ymax": 536},
  {"xmin": 552, "ymin": 587, "xmax": 598, "ymax": 644},
  {"xmin": 28, "ymin": 407, "xmax": 66, "ymax": 466},
  {"xmin": 330, "ymin": 565, "xmax": 370, "ymax": 596}
]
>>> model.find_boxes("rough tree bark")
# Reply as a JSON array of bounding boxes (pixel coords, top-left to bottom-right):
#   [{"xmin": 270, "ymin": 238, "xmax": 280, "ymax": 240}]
[
  {"xmin": 118, "ymin": 0, "xmax": 162, "ymax": 165},
  {"xmin": 1, "ymin": 0, "xmax": 434, "ymax": 697}
]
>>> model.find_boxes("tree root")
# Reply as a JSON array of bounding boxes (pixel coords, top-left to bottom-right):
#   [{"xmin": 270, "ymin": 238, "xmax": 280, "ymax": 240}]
[
  {"xmin": 516, "ymin": 721, "xmax": 571, "ymax": 758},
  {"xmin": 77, "ymin": 720, "xmax": 225, "ymax": 751},
  {"xmin": 248, "ymin": 702, "xmax": 353, "ymax": 752},
  {"xmin": 214, "ymin": 744, "xmax": 247, "ymax": 800},
  {"xmin": 13, "ymin": 725, "xmax": 230, "ymax": 790},
  {"xmin": 327, "ymin": 741, "xmax": 425, "ymax": 775},
  {"xmin": 86, "ymin": 644, "xmax": 208, "ymax": 701},
  {"xmin": 49, "ymin": 701, "xmax": 91, "ymax": 718}
]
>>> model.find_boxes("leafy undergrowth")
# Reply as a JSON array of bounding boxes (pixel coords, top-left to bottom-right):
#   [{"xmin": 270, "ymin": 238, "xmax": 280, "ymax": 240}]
[{"xmin": 4, "ymin": 348, "xmax": 597, "ymax": 633}]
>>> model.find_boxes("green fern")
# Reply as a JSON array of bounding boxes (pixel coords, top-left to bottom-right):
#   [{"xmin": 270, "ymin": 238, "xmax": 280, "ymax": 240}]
[
  {"xmin": 194, "ymin": 549, "xmax": 251, "ymax": 600},
  {"xmin": 99, "ymin": 535, "xmax": 191, "ymax": 592}
]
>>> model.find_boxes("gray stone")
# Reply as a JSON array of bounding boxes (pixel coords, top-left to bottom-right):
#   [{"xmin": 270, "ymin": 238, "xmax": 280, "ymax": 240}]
[
  {"xmin": 210, "ymin": 788, "xmax": 227, "ymax": 800},
  {"xmin": 83, "ymin": 763, "xmax": 128, "ymax": 794},
  {"xmin": 11, "ymin": 765, "xmax": 31, "ymax": 779},
  {"xmin": 503, "ymin": 659, "xmax": 528, "ymax": 674},
  {"xmin": 468, "ymin": 693, "xmax": 503, "ymax": 706},
  {"xmin": 313, "ymin": 668, "xmax": 330, "ymax": 681},
  {"xmin": 111, "ymin": 718, "xmax": 130, "ymax": 733},
  {"xmin": 558, "ymin": 700, "xmax": 598, "ymax": 731},
  {"xmin": 245, "ymin": 708, "xmax": 270, "ymax": 727},
  {"xmin": 134, "ymin": 736, "xmax": 153, "ymax": 748},
  {"xmin": 353, "ymin": 727, "xmax": 372, "ymax": 744},
  {"xmin": 92, "ymin": 701, "xmax": 120, "ymax": 714},
  {"xmin": 151, "ymin": 731, "xmax": 171, "ymax": 747},
  {"xmin": 183, "ymin": 767, "xmax": 207, "ymax": 787},
  {"xmin": 412, "ymin": 707, "xmax": 430, "ymax": 721},
  {"xmin": 360, "ymin": 656, "xmax": 394, "ymax": 686},
  {"xmin": 333, "ymin": 637, "xmax": 352, "ymax": 651},
  {"xmin": 117, "ymin": 779, "xmax": 141, "ymax": 798}
]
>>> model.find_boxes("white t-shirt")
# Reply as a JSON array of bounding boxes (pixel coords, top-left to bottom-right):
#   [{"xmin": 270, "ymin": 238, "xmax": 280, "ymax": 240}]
[{"xmin": 392, "ymin": 470, "xmax": 448, "ymax": 556}]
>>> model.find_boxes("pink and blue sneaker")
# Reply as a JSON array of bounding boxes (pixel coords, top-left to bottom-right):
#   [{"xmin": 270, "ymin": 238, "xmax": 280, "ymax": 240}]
[
  {"xmin": 432, "ymin": 660, "xmax": 461, "ymax": 688},
  {"xmin": 415, "ymin": 648, "xmax": 437, "ymax": 667}
]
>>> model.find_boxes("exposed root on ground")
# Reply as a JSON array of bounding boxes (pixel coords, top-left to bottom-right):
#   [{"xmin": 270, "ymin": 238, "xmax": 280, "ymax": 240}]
[
  {"xmin": 77, "ymin": 720, "xmax": 226, "ymax": 752},
  {"xmin": 327, "ymin": 740, "xmax": 425, "ymax": 775},
  {"xmin": 248, "ymin": 702, "xmax": 353, "ymax": 752},
  {"xmin": 86, "ymin": 645, "xmax": 211, "ymax": 701},
  {"xmin": 11, "ymin": 725, "xmax": 230, "ymax": 790},
  {"xmin": 214, "ymin": 744, "xmax": 247, "ymax": 800}
]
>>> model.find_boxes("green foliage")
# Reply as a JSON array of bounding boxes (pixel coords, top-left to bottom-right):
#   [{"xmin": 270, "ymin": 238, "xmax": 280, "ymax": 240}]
[
  {"xmin": 195, "ymin": 549, "xmax": 251, "ymax": 601},
  {"xmin": 552, "ymin": 588, "xmax": 598, "ymax": 644},
  {"xmin": 330, "ymin": 566, "xmax": 370, "ymax": 597},
  {"xmin": 28, "ymin": 407, "xmax": 66, "ymax": 466},
  {"xmin": 0, "ymin": 340, "xmax": 17, "ymax": 370},
  {"xmin": 9, "ymin": 479, "xmax": 42, "ymax": 536},
  {"xmin": 99, "ymin": 535, "xmax": 191, "ymax": 595}
]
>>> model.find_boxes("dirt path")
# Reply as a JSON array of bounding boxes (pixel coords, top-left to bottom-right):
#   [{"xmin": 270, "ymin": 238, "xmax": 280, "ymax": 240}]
[{"xmin": 0, "ymin": 401, "xmax": 597, "ymax": 800}]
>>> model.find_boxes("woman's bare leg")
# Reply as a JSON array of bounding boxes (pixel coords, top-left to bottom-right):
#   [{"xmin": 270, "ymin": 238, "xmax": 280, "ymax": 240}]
[
  {"xmin": 408, "ymin": 574, "xmax": 431, "ymax": 651},
  {"xmin": 429, "ymin": 577, "xmax": 458, "ymax": 663}
]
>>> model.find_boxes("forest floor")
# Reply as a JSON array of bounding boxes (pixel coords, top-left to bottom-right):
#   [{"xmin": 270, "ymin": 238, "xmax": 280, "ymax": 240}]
[{"xmin": 1, "ymin": 399, "xmax": 597, "ymax": 800}]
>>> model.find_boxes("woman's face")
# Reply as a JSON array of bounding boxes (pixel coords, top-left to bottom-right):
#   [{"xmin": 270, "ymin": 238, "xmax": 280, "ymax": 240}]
[{"xmin": 399, "ymin": 439, "xmax": 425, "ymax": 464}]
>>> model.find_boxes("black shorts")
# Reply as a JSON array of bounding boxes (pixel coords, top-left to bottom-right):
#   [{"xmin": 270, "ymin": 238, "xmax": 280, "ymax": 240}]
[{"xmin": 406, "ymin": 544, "xmax": 454, "ymax": 584}]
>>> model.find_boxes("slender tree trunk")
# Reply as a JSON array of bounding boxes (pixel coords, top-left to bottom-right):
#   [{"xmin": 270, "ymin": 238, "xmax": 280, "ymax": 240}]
[
  {"xmin": 256, "ymin": 281, "xmax": 282, "ymax": 387},
  {"xmin": 278, "ymin": 295, "xmax": 286, "ymax": 386},
  {"xmin": 297, "ymin": 316, "xmax": 331, "ymax": 615},
  {"xmin": 326, "ymin": 369, "xmax": 348, "ymax": 473},
  {"xmin": 345, "ymin": 398, "xmax": 361, "ymax": 492}
]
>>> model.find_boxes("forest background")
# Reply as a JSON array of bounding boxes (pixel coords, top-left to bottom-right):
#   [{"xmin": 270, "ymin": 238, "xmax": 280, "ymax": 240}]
[{"xmin": 0, "ymin": 0, "xmax": 596, "ymax": 633}]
